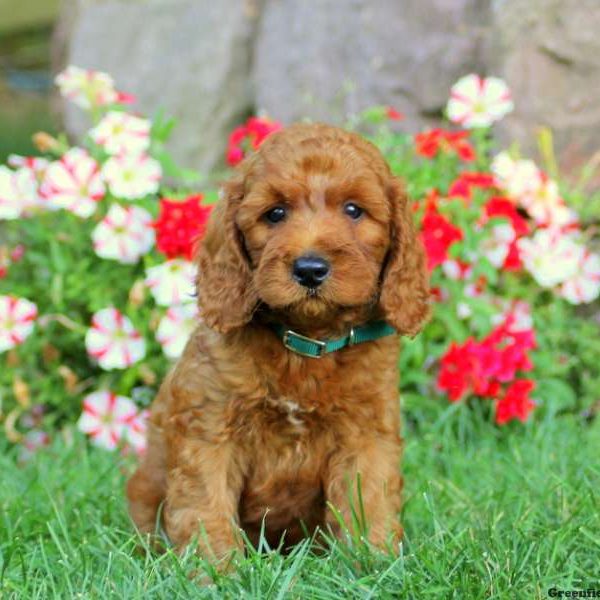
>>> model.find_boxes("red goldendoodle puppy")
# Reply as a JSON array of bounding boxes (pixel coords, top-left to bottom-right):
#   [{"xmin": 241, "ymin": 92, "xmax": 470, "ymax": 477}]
[{"xmin": 127, "ymin": 123, "xmax": 430, "ymax": 560}]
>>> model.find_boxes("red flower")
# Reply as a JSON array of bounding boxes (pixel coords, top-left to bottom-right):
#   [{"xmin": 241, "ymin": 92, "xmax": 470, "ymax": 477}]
[
  {"xmin": 415, "ymin": 129, "xmax": 475, "ymax": 162},
  {"xmin": 495, "ymin": 380, "xmax": 536, "ymax": 425},
  {"xmin": 226, "ymin": 117, "xmax": 282, "ymax": 166},
  {"xmin": 438, "ymin": 338, "xmax": 502, "ymax": 402},
  {"xmin": 503, "ymin": 243, "xmax": 522, "ymax": 271},
  {"xmin": 116, "ymin": 91, "xmax": 137, "ymax": 105},
  {"xmin": 386, "ymin": 107, "xmax": 404, "ymax": 121},
  {"xmin": 226, "ymin": 145, "xmax": 244, "ymax": 166},
  {"xmin": 420, "ymin": 204, "xmax": 463, "ymax": 270},
  {"xmin": 482, "ymin": 325, "xmax": 535, "ymax": 382},
  {"xmin": 448, "ymin": 172, "xmax": 496, "ymax": 201},
  {"xmin": 154, "ymin": 195, "xmax": 213, "ymax": 260},
  {"xmin": 437, "ymin": 340, "xmax": 478, "ymax": 401},
  {"xmin": 484, "ymin": 197, "xmax": 528, "ymax": 236},
  {"xmin": 429, "ymin": 287, "xmax": 446, "ymax": 302},
  {"xmin": 437, "ymin": 323, "xmax": 536, "ymax": 407}
]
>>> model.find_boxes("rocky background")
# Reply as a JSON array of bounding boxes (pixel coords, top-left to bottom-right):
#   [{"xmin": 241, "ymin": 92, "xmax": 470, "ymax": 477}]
[{"xmin": 32, "ymin": 0, "xmax": 600, "ymax": 180}]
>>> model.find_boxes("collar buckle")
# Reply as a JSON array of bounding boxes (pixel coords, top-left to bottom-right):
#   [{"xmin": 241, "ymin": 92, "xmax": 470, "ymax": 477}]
[
  {"xmin": 283, "ymin": 329, "xmax": 326, "ymax": 358},
  {"xmin": 348, "ymin": 326, "xmax": 357, "ymax": 346}
]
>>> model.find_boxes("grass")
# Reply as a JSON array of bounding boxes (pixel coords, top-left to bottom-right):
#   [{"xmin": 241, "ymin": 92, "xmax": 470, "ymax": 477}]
[{"xmin": 1, "ymin": 403, "xmax": 599, "ymax": 599}]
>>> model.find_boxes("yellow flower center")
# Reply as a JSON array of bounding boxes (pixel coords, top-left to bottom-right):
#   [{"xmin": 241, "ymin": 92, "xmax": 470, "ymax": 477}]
[
  {"xmin": 473, "ymin": 100, "xmax": 486, "ymax": 114},
  {"xmin": 101, "ymin": 413, "xmax": 115, "ymax": 425}
]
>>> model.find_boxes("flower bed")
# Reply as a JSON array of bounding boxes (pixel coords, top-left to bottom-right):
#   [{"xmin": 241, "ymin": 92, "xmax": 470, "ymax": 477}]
[{"xmin": 1, "ymin": 68, "xmax": 599, "ymax": 459}]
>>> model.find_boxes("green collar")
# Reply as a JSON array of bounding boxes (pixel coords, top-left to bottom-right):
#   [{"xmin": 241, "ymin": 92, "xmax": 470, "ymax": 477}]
[{"xmin": 272, "ymin": 320, "xmax": 396, "ymax": 358}]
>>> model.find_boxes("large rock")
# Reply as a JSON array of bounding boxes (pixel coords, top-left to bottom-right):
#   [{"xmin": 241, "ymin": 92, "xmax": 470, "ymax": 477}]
[
  {"xmin": 491, "ymin": 0, "xmax": 600, "ymax": 170},
  {"xmin": 56, "ymin": 0, "xmax": 600, "ymax": 178},
  {"xmin": 59, "ymin": 0, "xmax": 259, "ymax": 173},
  {"xmin": 254, "ymin": 0, "xmax": 489, "ymax": 132}
]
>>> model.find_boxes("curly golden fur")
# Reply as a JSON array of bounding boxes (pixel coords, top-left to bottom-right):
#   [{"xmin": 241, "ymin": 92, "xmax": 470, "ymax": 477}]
[{"xmin": 126, "ymin": 123, "xmax": 430, "ymax": 560}]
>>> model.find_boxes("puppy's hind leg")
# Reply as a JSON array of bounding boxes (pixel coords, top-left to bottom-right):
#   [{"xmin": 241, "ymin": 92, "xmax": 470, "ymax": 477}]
[{"xmin": 126, "ymin": 423, "xmax": 167, "ymax": 540}]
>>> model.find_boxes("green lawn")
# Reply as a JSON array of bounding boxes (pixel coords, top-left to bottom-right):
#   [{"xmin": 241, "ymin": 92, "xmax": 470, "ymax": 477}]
[{"xmin": 1, "ymin": 404, "xmax": 599, "ymax": 599}]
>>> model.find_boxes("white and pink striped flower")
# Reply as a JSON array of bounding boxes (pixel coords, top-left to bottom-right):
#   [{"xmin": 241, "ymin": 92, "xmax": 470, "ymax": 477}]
[
  {"xmin": 77, "ymin": 390, "xmax": 138, "ymax": 450},
  {"xmin": 559, "ymin": 250, "xmax": 600, "ymax": 305},
  {"xmin": 447, "ymin": 74, "xmax": 514, "ymax": 128},
  {"xmin": 102, "ymin": 153, "xmax": 161, "ymax": 200},
  {"xmin": 491, "ymin": 152, "xmax": 540, "ymax": 199},
  {"xmin": 18, "ymin": 430, "xmax": 51, "ymax": 462},
  {"xmin": 491, "ymin": 152, "xmax": 578, "ymax": 228},
  {"xmin": 6, "ymin": 156, "xmax": 50, "ymax": 211},
  {"xmin": 456, "ymin": 282, "xmax": 486, "ymax": 320},
  {"xmin": 40, "ymin": 148, "xmax": 105, "ymax": 218},
  {"xmin": 0, "ymin": 165, "xmax": 39, "ymax": 219},
  {"xmin": 520, "ymin": 176, "xmax": 577, "ymax": 228},
  {"xmin": 89, "ymin": 111, "xmax": 151, "ymax": 156},
  {"xmin": 517, "ymin": 229, "xmax": 582, "ymax": 288},
  {"xmin": 480, "ymin": 223, "xmax": 515, "ymax": 268},
  {"xmin": 8, "ymin": 155, "xmax": 50, "ymax": 180},
  {"xmin": 0, "ymin": 295, "xmax": 38, "ymax": 353},
  {"xmin": 92, "ymin": 203, "xmax": 154, "ymax": 264},
  {"xmin": 85, "ymin": 307, "xmax": 146, "ymax": 370},
  {"xmin": 491, "ymin": 299, "xmax": 533, "ymax": 332},
  {"xmin": 156, "ymin": 303, "xmax": 198, "ymax": 359},
  {"xmin": 55, "ymin": 66, "xmax": 119, "ymax": 110},
  {"xmin": 442, "ymin": 259, "xmax": 473, "ymax": 281},
  {"xmin": 124, "ymin": 409, "xmax": 149, "ymax": 454},
  {"xmin": 145, "ymin": 259, "xmax": 196, "ymax": 306}
]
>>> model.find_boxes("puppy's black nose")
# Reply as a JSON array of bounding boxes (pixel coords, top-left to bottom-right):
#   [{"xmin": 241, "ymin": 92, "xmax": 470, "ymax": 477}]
[{"xmin": 292, "ymin": 254, "xmax": 330, "ymax": 288}]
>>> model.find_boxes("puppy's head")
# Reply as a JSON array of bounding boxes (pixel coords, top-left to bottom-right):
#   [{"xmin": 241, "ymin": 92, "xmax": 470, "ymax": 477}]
[{"xmin": 197, "ymin": 123, "xmax": 429, "ymax": 335}]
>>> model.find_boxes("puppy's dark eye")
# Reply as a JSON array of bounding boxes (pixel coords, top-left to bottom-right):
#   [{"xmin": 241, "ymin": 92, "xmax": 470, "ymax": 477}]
[
  {"xmin": 343, "ymin": 202, "xmax": 363, "ymax": 220},
  {"xmin": 264, "ymin": 206, "xmax": 287, "ymax": 224}
]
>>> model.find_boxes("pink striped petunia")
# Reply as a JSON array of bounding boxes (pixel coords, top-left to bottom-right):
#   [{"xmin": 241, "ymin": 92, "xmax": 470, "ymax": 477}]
[
  {"xmin": 156, "ymin": 303, "xmax": 198, "ymax": 359},
  {"xmin": 517, "ymin": 229, "xmax": 582, "ymax": 289},
  {"xmin": 145, "ymin": 259, "xmax": 196, "ymax": 307},
  {"xmin": 124, "ymin": 409, "xmax": 149, "ymax": 455},
  {"xmin": 19, "ymin": 430, "xmax": 51, "ymax": 462},
  {"xmin": 91, "ymin": 203, "xmax": 154, "ymax": 264},
  {"xmin": 447, "ymin": 74, "xmax": 514, "ymax": 128},
  {"xmin": 55, "ymin": 66, "xmax": 118, "ymax": 110},
  {"xmin": 0, "ymin": 295, "xmax": 38, "ymax": 353},
  {"xmin": 102, "ymin": 153, "xmax": 161, "ymax": 200},
  {"xmin": 8, "ymin": 154, "xmax": 50, "ymax": 177},
  {"xmin": 89, "ymin": 111, "xmax": 151, "ymax": 156},
  {"xmin": 0, "ymin": 166, "xmax": 39, "ymax": 219},
  {"xmin": 77, "ymin": 390, "xmax": 138, "ymax": 450},
  {"xmin": 85, "ymin": 307, "xmax": 146, "ymax": 370},
  {"xmin": 559, "ymin": 250, "xmax": 600, "ymax": 305},
  {"xmin": 40, "ymin": 148, "xmax": 105, "ymax": 218},
  {"xmin": 491, "ymin": 299, "xmax": 533, "ymax": 333}
]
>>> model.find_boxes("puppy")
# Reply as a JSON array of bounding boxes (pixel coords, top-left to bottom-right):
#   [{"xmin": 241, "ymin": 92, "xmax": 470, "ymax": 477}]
[{"xmin": 127, "ymin": 123, "xmax": 430, "ymax": 560}]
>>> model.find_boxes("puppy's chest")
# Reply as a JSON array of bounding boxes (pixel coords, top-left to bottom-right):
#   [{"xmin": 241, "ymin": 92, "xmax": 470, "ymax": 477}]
[
  {"xmin": 248, "ymin": 364, "xmax": 356, "ymax": 430},
  {"xmin": 223, "ymin": 348, "xmax": 389, "ymax": 441},
  {"xmin": 227, "ymin": 392, "xmax": 322, "ymax": 441},
  {"xmin": 265, "ymin": 395, "xmax": 315, "ymax": 430}
]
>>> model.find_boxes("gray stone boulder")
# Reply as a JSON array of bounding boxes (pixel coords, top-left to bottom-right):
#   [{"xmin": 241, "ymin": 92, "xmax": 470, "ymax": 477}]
[
  {"xmin": 254, "ymin": 0, "xmax": 489, "ymax": 132},
  {"xmin": 55, "ymin": 0, "xmax": 600, "ymax": 179},
  {"xmin": 58, "ymin": 0, "xmax": 259, "ymax": 173},
  {"xmin": 490, "ymin": 0, "xmax": 600, "ymax": 171}
]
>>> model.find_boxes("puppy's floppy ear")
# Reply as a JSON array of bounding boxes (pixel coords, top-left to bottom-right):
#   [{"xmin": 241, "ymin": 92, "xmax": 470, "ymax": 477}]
[
  {"xmin": 379, "ymin": 177, "xmax": 430, "ymax": 336},
  {"xmin": 195, "ymin": 177, "xmax": 258, "ymax": 333}
]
